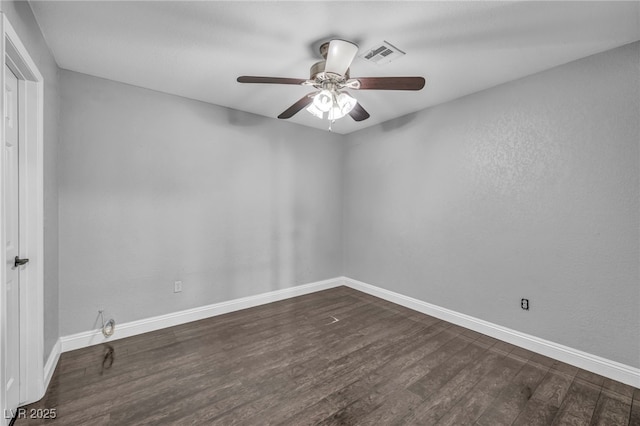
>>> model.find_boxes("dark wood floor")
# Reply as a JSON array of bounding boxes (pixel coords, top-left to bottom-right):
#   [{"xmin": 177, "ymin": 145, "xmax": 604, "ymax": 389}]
[{"xmin": 16, "ymin": 286, "xmax": 640, "ymax": 425}]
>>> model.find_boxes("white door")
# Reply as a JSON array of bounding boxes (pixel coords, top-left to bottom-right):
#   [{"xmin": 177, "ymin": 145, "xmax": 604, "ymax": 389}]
[{"xmin": 4, "ymin": 64, "xmax": 21, "ymax": 413}]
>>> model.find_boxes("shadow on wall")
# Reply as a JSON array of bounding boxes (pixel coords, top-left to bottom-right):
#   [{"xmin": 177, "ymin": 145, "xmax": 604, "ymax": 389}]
[
  {"xmin": 169, "ymin": 99, "xmax": 271, "ymax": 128},
  {"xmin": 380, "ymin": 111, "xmax": 419, "ymax": 133},
  {"xmin": 268, "ymin": 137, "xmax": 296, "ymax": 293},
  {"xmin": 226, "ymin": 108, "xmax": 272, "ymax": 127}
]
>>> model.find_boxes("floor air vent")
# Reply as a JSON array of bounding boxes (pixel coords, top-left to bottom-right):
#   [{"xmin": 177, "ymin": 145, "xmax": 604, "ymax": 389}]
[{"xmin": 360, "ymin": 41, "xmax": 406, "ymax": 65}]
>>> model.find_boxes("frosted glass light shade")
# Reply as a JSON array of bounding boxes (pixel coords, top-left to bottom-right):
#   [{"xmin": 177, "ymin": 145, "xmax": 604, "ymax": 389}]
[
  {"xmin": 313, "ymin": 90, "xmax": 333, "ymax": 112},
  {"xmin": 306, "ymin": 90, "xmax": 357, "ymax": 121},
  {"xmin": 306, "ymin": 103, "xmax": 324, "ymax": 119},
  {"xmin": 335, "ymin": 92, "xmax": 357, "ymax": 118}
]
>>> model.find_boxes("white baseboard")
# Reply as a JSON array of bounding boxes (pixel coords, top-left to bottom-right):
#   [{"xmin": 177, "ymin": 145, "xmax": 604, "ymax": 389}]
[
  {"xmin": 43, "ymin": 339, "xmax": 61, "ymax": 391},
  {"xmin": 60, "ymin": 277, "xmax": 344, "ymax": 353},
  {"xmin": 342, "ymin": 277, "xmax": 640, "ymax": 388}
]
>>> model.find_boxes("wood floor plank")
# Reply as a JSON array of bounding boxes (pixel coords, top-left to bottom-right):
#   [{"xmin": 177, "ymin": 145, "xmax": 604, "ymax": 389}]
[
  {"xmin": 529, "ymin": 353, "xmax": 560, "ymax": 370},
  {"xmin": 14, "ymin": 286, "xmax": 639, "ymax": 426},
  {"xmin": 474, "ymin": 360, "xmax": 550, "ymax": 425},
  {"xmin": 406, "ymin": 340, "xmax": 487, "ymax": 399},
  {"xmin": 406, "ymin": 347, "xmax": 505, "ymax": 424},
  {"xmin": 434, "ymin": 353, "xmax": 526, "ymax": 425},
  {"xmin": 552, "ymin": 379, "xmax": 602, "ymax": 425},
  {"xmin": 531, "ymin": 369, "xmax": 575, "ymax": 408},
  {"xmin": 629, "ymin": 396, "xmax": 640, "ymax": 426},
  {"xmin": 512, "ymin": 398, "xmax": 559, "ymax": 426},
  {"xmin": 353, "ymin": 389, "xmax": 423, "ymax": 425},
  {"xmin": 589, "ymin": 390, "xmax": 632, "ymax": 425},
  {"xmin": 602, "ymin": 378, "xmax": 635, "ymax": 401},
  {"xmin": 575, "ymin": 369, "xmax": 606, "ymax": 388}
]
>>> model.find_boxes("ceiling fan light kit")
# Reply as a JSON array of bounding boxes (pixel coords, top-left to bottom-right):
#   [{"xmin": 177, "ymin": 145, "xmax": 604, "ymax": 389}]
[
  {"xmin": 237, "ymin": 39, "xmax": 425, "ymax": 128},
  {"xmin": 306, "ymin": 90, "xmax": 357, "ymax": 121}
]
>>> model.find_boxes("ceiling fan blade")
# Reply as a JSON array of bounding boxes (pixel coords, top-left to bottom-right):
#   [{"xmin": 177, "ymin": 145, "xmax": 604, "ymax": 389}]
[
  {"xmin": 324, "ymin": 40, "xmax": 358, "ymax": 76},
  {"xmin": 349, "ymin": 102, "xmax": 370, "ymax": 122},
  {"xmin": 355, "ymin": 77, "xmax": 426, "ymax": 91},
  {"xmin": 277, "ymin": 94, "xmax": 314, "ymax": 119},
  {"xmin": 237, "ymin": 76, "xmax": 307, "ymax": 85}
]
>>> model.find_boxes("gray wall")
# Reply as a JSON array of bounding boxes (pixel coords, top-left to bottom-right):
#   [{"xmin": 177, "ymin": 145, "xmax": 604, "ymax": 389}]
[
  {"xmin": 0, "ymin": 1, "xmax": 60, "ymax": 362},
  {"xmin": 344, "ymin": 42, "xmax": 640, "ymax": 367},
  {"xmin": 58, "ymin": 70, "xmax": 343, "ymax": 336}
]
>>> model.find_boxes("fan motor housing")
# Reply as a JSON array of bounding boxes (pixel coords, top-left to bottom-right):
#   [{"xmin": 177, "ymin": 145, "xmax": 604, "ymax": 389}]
[{"xmin": 310, "ymin": 61, "xmax": 350, "ymax": 80}]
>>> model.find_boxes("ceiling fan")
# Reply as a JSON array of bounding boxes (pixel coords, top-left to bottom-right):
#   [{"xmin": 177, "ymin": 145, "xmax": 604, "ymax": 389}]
[{"xmin": 237, "ymin": 39, "xmax": 425, "ymax": 124}]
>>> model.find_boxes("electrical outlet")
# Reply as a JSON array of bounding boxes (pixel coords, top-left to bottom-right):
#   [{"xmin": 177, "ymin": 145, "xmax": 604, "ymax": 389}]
[
  {"xmin": 521, "ymin": 298, "xmax": 529, "ymax": 311},
  {"xmin": 174, "ymin": 281, "xmax": 183, "ymax": 293}
]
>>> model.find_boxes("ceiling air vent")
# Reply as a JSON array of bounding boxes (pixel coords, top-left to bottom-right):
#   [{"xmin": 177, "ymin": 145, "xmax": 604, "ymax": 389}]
[{"xmin": 360, "ymin": 41, "xmax": 406, "ymax": 65}]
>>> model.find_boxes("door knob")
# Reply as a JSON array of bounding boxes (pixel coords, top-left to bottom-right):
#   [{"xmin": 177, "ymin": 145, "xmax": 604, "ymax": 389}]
[{"xmin": 14, "ymin": 256, "xmax": 29, "ymax": 267}]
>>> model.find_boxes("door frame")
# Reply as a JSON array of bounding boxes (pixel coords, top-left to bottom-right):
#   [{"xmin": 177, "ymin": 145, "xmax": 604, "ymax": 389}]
[{"xmin": 0, "ymin": 13, "xmax": 44, "ymax": 423}]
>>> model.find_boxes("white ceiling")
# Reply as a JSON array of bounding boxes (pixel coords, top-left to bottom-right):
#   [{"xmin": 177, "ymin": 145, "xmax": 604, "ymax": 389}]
[{"xmin": 30, "ymin": 1, "xmax": 640, "ymax": 134}]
